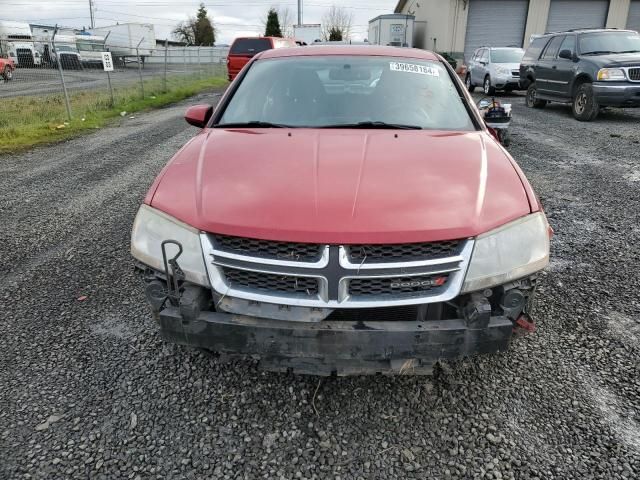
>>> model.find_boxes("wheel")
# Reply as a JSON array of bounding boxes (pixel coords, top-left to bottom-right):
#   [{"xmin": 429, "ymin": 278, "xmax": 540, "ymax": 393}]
[
  {"xmin": 465, "ymin": 73, "xmax": 475, "ymax": 93},
  {"xmin": 2, "ymin": 66, "xmax": 12, "ymax": 81},
  {"xmin": 498, "ymin": 129, "xmax": 511, "ymax": 147},
  {"xmin": 526, "ymin": 83, "xmax": 547, "ymax": 108},
  {"xmin": 572, "ymin": 83, "xmax": 599, "ymax": 121},
  {"xmin": 483, "ymin": 76, "xmax": 495, "ymax": 95}
]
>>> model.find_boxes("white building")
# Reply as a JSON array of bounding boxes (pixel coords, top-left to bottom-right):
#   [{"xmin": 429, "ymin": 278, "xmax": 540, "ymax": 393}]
[
  {"xmin": 395, "ymin": 0, "xmax": 640, "ymax": 62},
  {"xmin": 368, "ymin": 14, "xmax": 416, "ymax": 47}
]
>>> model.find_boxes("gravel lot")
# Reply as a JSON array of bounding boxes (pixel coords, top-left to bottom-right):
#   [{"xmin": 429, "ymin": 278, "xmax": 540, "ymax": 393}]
[{"xmin": 1, "ymin": 90, "xmax": 639, "ymax": 480}]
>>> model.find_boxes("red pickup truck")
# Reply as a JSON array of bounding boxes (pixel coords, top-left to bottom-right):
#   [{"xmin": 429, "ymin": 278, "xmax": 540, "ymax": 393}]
[
  {"xmin": 1, "ymin": 56, "xmax": 15, "ymax": 81},
  {"xmin": 132, "ymin": 46, "xmax": 550, "ymax": 375},
  {"xmin": 226, "ymin": 36, "xmax": 297, "ymax": 81}
]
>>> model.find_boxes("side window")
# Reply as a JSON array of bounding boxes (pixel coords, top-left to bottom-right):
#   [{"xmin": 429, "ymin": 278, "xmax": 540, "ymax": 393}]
[
  {"xmin": 542, "ymin": 36, "xmax": 564, "ymax": 60},
  {"xmin": 481, "ymin": 49, "xmax": 490, "ymax": 62},
  {"xmin": 558, "ymin": 35, "xmax": 576, "ymax": 57},
  {"xmin": 472, "ymin": 49, "xmax": 481, "ymax": 61},
  {"xmin": 523, "ymin": 36, "xmax": 550, "ymax": 62}
]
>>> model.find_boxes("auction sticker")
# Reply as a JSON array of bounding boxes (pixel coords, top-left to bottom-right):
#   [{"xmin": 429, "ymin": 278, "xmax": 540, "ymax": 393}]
[{"xmin": 389, "ymin": 62, "xmax": 439, "ymax": 76}]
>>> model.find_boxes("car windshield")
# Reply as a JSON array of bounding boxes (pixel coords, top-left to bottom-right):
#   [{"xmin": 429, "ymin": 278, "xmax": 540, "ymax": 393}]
[
  {"xmin": 218, "ymin": 55, "xmax": 474, "ymax": 130},
  {"xmin": 579, "ymin": 32, "xmax": 640, "ymax": 54},
  {"xmin": 490, "ymin": 49, "xmax": 524, "ymax": 63},
  {"xmin": 77, "ymin": 42, "xmax": 105, "ymax": 52}
]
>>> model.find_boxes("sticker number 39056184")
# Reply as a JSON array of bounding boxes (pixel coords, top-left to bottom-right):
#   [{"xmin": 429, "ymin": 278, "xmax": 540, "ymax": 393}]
[{"xmin": 389, "ymin": 62, "xmax": 439, "ymax": 76}]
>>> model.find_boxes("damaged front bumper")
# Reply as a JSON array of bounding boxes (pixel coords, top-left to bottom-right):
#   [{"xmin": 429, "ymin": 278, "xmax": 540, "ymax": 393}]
[{"xmin": 157, "ymin": 303, "xmax": 513, "ymax": 375}]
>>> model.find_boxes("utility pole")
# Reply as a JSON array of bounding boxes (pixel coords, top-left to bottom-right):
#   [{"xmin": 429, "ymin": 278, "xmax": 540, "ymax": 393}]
[
  {"xmin": 297, "ymin": 0, "xmax": 303, "ymax": 25},
  {"xmin": 89, "ymin": 0, "xmax": 95, "ymax": 29}
]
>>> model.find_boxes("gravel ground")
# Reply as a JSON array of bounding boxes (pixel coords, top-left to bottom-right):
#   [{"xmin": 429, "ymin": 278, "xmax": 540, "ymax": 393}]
[{"xmin": 1, "ymin": 90, "xmax": 639, "ymax": 480}]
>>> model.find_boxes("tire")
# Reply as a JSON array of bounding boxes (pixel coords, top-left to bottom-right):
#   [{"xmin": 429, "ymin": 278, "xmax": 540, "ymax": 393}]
[
  {"xmin": 483, "ymin": 76, "xmax": 495, "ymax": 95},
  {"xmin": 526, "ymin": 82, "xmax": 547, "ymax": 109},
  {"xmin": 2, "ymin": 66, "xmax": 12, "ymax": 81},
  {"xmin": 465, "ymin": 73, "xmax": 475, "ymax": 93},
  {"xmin": 572, "ymin": 83, "xmax": 599, "ymax": 121},
  {"xmin": 499, "ymin": 129, "xmax": 511, "ymax": 147}
]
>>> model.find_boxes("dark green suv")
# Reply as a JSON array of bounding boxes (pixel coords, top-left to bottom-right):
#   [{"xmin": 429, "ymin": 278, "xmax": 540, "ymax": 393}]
[{"xmin": 519, "ymin": 29, "xmax": 640, "ymax": 121}]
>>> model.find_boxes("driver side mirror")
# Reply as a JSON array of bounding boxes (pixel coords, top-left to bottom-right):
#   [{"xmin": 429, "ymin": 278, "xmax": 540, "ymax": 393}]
[
  {"xmin": 184, "ymin": 104, "xmax": 213, "ymax": 128},
  {"xmin": 558, "ymin": 49, "xmax": 573, "ymax": 60}
]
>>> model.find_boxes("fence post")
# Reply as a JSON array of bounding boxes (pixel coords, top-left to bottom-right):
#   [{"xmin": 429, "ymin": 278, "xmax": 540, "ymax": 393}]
[
  {"xmin": 183, "ymin": 43, "xmax": 188, "ymax": 72},
  {"xmin": 136, "ymin": 37, "xmax": 145, "ymax": 99},
  {"xmin": 52, "ymin": 26, "xmax": 72, "ymax": 121},
  {"xmin": 104, "ymin": 31, "xmax": 114, "ymax": 107},
  {"xmin": 197, "ymin": 45, "xmax": 201, "ymax": 79},
  {"xmin": 163, "ymin": 39, "xmax": 168, "ymax": 93}
]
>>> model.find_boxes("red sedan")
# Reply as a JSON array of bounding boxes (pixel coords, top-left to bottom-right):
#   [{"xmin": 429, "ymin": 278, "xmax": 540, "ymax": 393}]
[{"xmin": 131, "ymin": 46, "xmax": 550, "ymax": 375}]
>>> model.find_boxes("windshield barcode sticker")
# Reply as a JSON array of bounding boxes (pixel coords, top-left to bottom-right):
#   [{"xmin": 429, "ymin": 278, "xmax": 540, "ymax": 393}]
[{"xmin": 389, "ymin": 62, "xmax": 439, "ymax": 76}]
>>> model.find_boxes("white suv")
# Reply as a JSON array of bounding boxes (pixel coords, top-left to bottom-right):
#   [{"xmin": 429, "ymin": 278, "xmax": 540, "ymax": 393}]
[{"xmin": 466, "ymin": 47, "xmax": 524, "ymax": 95}]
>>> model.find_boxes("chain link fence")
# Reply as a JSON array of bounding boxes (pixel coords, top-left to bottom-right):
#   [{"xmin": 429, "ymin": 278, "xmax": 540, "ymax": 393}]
[{"xmin": 1, "ymin": 36, "xmax": 228, "ymax": 146}]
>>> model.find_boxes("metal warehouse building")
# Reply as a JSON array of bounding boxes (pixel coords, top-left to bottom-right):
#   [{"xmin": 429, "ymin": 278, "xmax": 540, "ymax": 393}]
[{"xmin": 395, "ymin": 0, "xmax": 640, "ymax": 61}]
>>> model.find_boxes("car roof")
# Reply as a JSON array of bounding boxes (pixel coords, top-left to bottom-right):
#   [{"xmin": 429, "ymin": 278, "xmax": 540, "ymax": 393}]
[
  {"xmin": 232, "ymin": 36, "xmax": 289, "ymax": 42},
  {"xmin": 545, "ymin": 28, "xmax": 636, "ymax": 35},
  {"xmin": 258, "ymin": 45, "xmax": 440, "ymax": 61}
]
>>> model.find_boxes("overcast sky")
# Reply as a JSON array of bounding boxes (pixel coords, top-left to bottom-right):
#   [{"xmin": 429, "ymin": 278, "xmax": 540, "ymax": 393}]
[{"xmin": 5, "ymin": 0, "xmax": 398, "ymax": 44}]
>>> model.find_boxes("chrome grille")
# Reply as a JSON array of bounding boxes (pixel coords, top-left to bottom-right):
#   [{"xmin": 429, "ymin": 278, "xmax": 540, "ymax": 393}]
[
  {"xmin": 348, "ymin": 273, "xmax": 449, "ymax": 297},
  {"xmin": 202, "ymin": 234, "xmax": 473, "ymax": 309},
  {"xmin": 212, "ymin": 234, "xmax": 323, "ymax": 262},
  {"xmin": 346, "ymin": 240, "xmax": 462, "ymax": 264},
  {"xmin": 222, "ymin": 267, "xmax": 319, "ymax": 296},
  {"xmin": 628, "ymin": 68, "xmax": 640, "ymax": 81}
]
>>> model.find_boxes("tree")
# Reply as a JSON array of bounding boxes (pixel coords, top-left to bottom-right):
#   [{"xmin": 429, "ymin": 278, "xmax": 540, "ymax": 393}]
[
  {"xmin": 264, "ymin": 8, "xmax": 282, "ymax": 37},
  {"xmin": 277, "ymin": 6, "xmax": 293, "ymax": 38},
  {"xmin": 328, "ymin": 27, "xmax": 342, "ymax": 41},
  {"xmin": 321, "ymin": 6, "xmax": 353, "ymax": 41},
  {"xmin": 173, "ymin": 3, "xmax": 217, "ymax": 45}
]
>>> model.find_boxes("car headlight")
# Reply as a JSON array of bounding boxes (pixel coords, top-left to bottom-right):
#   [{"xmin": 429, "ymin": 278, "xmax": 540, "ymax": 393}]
[
  {"xmin": 597, "ymin": 68, "xmax": 626, "ymax": 81},
  {"xmin": 131, "ymin": 205, "xmax": 209, "ymax": 286},
  {"xmin": 462, "ymin": 213, "xmax": 550, "ymax": 293}
]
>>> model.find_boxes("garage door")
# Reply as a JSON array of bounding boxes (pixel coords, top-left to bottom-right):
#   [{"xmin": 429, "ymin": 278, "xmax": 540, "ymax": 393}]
[
  {"xmin": 627, "ymin": 1, "xmax": 640, "ymax": 33},
  {"xmin": 463, "ymin": 0, "xmax": 529, "ymax": 63},
  {"xmin": 546, "ymin": 0, "xmax": 609, "ymax": 33}
]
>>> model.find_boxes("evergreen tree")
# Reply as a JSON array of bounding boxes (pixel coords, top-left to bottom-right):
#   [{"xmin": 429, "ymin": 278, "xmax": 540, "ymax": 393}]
[
  {"xmin": 328, "ymin": 27, "xmax": 342, "ymax": 41},
  {"xmin": 265, "ymin": 8, "xmax": 282, "ymax": 37}
]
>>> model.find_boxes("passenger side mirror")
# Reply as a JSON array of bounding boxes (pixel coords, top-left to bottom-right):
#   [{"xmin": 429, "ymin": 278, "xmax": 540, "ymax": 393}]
[
  {"xmin": 558, "ymin": 49, "xmax": 573, "ymax": 60},
  {"xmin": 184, "ymin": 104, "xmax": 213, "ymax": 128}
]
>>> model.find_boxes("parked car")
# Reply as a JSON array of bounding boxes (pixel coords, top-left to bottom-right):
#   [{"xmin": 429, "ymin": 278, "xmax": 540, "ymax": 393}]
[
  {"xmin": 520, "ymin": 29, "xmax": 640, "ymax": 121},
  {"xmin": 466, "ymin": 47, "xmax": 524, "ymax": 94},
  {"xmin": 1, "ymin": 55, "xmax": 15, "ymax": 81},
  {"xmin": 226, "ymin": 36, "xmax": 297, "ymax": 81},
  {"xmin": 131, "ymin": 46, "xmax": 551, "ymax": 375}
]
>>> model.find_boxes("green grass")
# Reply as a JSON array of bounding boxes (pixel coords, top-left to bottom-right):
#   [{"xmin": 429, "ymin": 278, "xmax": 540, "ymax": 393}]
[{"xmin": 0, "ymin": 74, "xmax": 228, "ymax": 153}]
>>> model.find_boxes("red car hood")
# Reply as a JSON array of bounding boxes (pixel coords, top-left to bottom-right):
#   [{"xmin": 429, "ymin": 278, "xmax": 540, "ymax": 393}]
[{"xmin": 148, "ymin": 128, "xmax": 532, "ymax": 243}]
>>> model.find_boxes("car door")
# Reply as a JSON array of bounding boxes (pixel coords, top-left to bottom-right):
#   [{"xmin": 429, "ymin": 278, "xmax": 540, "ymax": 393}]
[
  {"xmin": 554, "ymin": 34, "xmax": 577, "ymax": 99},
  {"xmin": 469, "ymin": 49, "xmax": 481, "ymax": 84},
  {"xmin": 536, "ymin": 35, "xmax": 564, "ymax": 97},
  {"xmin": 474, "ymin": 49, "xmax": 489, "ymax": 84}
]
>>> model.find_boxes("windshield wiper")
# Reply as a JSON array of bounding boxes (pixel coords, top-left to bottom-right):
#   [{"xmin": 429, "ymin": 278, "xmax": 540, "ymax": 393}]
[
  {"xmin": 214, "ymin": 121, "xmax": 291, "ymax": 128},
  {"xmin": 581, "ymin": 50, "xmax": 615, "ymax": 55},
  {"xmin": 320, "ymin": 121, "xmax": 422, "ymax": 130},
  {"xmin": 616, "ymin": 50, "xmax": 640, "ymax": 54}
]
